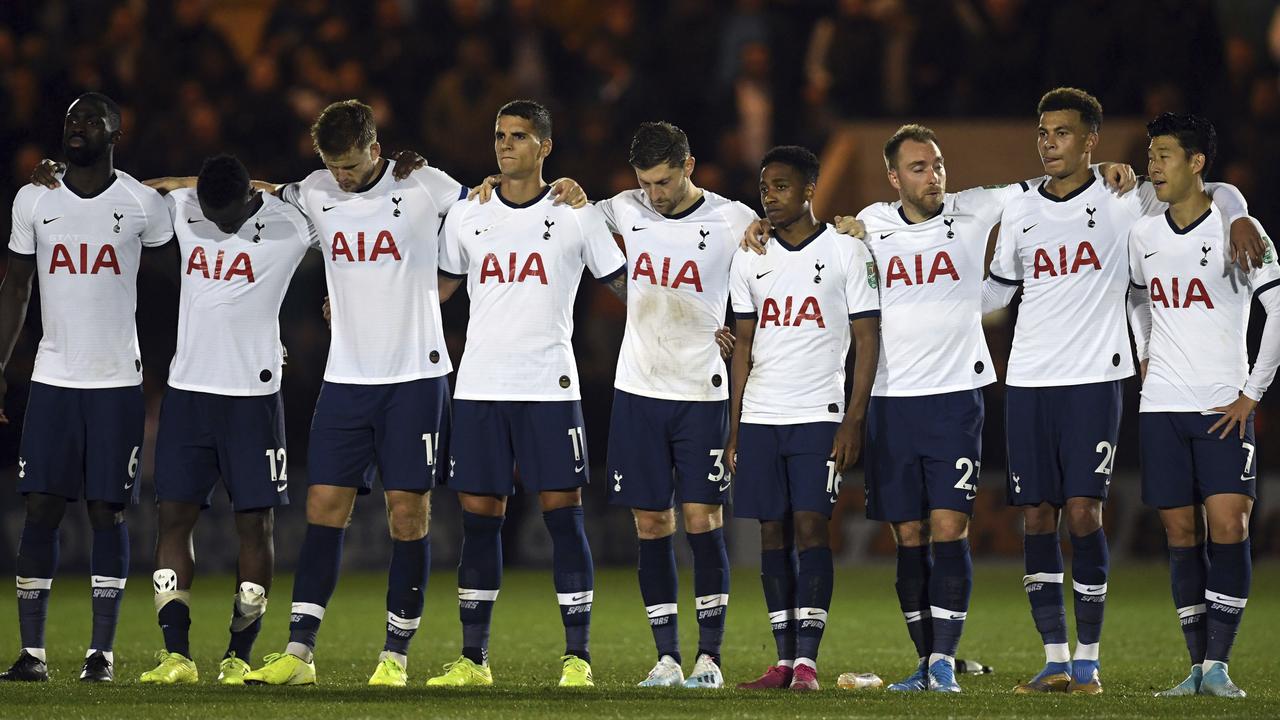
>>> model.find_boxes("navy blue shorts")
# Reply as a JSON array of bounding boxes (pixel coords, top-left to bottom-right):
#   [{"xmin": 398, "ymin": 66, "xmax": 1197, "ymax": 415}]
[
  {"xmin": 1005, "ymin": 381, "xmax": 1122, "ymax": 507},
  {"xmin": 733, "ymin": 422, "xmax": 840, "ymax": 520},
  {"xmin": 154, "ymin": 388, "xmax": 289, "ymax": 511},
  {"xmin": 864, "ymin": 390, "xmax": 984, "ymax": 522},
  {"xmin": 448, "ymin": 399, "xmax": 589, "ymax": 496},
  {"xmin": 17, "ymin": 382, "xmax": 144, "ymax": 505},
  {"xmin": 307, "ymin": 378, "xmax": 451, "ymax": 494},
  {"xmin": 1139, "ymin": 412, "xmax": 1257, "ymax": 509},
  {"xmin": 606, "ymin": 390, "xmax": 729, "ymax": 511}
]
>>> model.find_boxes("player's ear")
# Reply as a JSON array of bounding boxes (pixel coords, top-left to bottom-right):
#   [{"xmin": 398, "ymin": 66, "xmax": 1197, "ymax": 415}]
[
  {"xmin": 368, "ymin": 141, "xmax": 382, "ymax": 163},
  {"xmin": 1085, "ymin": 131, "xmax": 1099, "ymax": 154},
  {"xmin": 1190, "ymin": 151, "xmax": 1206, "ymax": 176},
  {"xmin": 540, "ymin": 137, "xmax": 553, "ymax": 161},
  {"xmin": 887, "ymin": 168, "xmax": 901, "ymax": 192},
  {"xmin": 804, "ymin": 181, "xmax": 816, "ymax": 201},
  {"xmin": 684, "ymin": 155, "xmax": 695, "ymax": 178}
]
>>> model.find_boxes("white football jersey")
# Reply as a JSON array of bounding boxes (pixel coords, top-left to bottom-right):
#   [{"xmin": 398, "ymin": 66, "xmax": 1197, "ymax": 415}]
[
  {"xmin": 1130, "ymin": 210, "xmax": 1280, "ymax": 412},
  {"xmin": 729, "ymin": 225, "xmax": 880, "ymax": 424},
  {"xmin": 439, "ymin": 187, "xmax": 627, "ymax": 401},
  {"xmin": 858, "ymin": 184, "xmax": 1026, "ymax": 396},
  {"xmin": 281, "ymin": 159, "xmax": 464, "ymax": 384},
  {"xmin": 991, "ymin": 168, "xmax": 1248, "ymax": 387},
  {"xmin": 599, "ymin": 190, "xmax": 758, "ymax": 401},
  {"xmin": 9, "ymin": 171, "xmax": 170, "ymax": 388},
  {"xmin": 165, "ymin": 189, "xmax": 313, "ymax": 395}
]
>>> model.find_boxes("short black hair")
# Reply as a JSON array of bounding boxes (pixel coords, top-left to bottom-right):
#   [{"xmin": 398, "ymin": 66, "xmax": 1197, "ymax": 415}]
[
  {"xmin": 311, "ymin": 99, "xmax": 377, "ymax": 156},
  {"xmin": 883, "ymin": 124, "xmax": 938, "ymax": 169},
  {"xmin": 760, "ymin": 145, "xmax": 819, "ymax": 185},
  {"xmin": 497, "ymin": 99, "xmax": 552, "ymax": 139},
  {"xmin": 1146, "ymin": 112, "xmax": 1218, "ymax": 175},
  {"xmin": 629, "ymin": 121, "xmax": 690, "ymax": 169},
  {"xmin": 73, "ymin": 92, "xmax": 122, "ymax": 131},
  {"xmin": 1037, "ymin": 87, "xmax": 1104, "ymax": 133},
  {"xmin": 197, "ymin": 154, "xmax": 251, "ymax": 210}
]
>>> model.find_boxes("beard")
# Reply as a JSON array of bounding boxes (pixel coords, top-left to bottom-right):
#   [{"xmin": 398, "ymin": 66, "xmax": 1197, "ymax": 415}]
[{"xmin": 63, "ymin": 139, "xmax": 107, "ymax": 166}]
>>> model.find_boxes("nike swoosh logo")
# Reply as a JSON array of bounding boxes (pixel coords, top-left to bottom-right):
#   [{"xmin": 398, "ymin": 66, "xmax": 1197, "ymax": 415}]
[
  {"xmin": 697, "ymin": 598, "xmax": 718, "ymax": 608},
  {"xmin": 322, "ymin": 205, "xmax": 335, "ymax": 212},
  {"xmin": 187, "ymin": 218, "xmax": 201, "ymax": 224},
  {"xmin": 474, "ymin": 229, "xmax": 484, "ymax": 235},
  {"xmin": 124, "ymin": 480, "xmax": 135, "ymax": 491},
  {"xmin": 15, "ymin": 579, "xmax": 38, "ymax": 588},
  {"xmin": 571, "ymin": 593, "xmax": 590, "ymax": 602},
  {"xmin": 949, "ymin": 613, "xmax": 965, "ymax": 620},
  {"xmin": 879, "ymin": 232, "xmax": 895, "ymax": 239},
  {"xmin": 805, "ymin": 609, "xmax": 824, "ymax": 617},
  {"xmin": 1242, "ymin": 475, "xmax": 1256, "ymax": 482},
  {"xmin": 42, "ymin": 217, "xmax": 60, "ymax": 225},
  {"xmin": 755, "ymin": 271, "xmax": 772, "ymax": 279},
  {"xmin": 632, "ymin": 225, "xmax": 647, "ymax": 232},
  {"xmin": 1144, "ymin": 251, "xmax": 1159, "ymax": 259},
  {"xmin": 965, "ymin": 492, "xmax": 977, "ymax": 500},
  {"xmin": 276, "ymin": 482, "xmax": 287, "ymax": 493},
  {"xmin": 1022, "ymin": 224, "xmax": 1037, "ymax": 233},
  {"xmin": 1083, "ymin": 586, "xmax": 1106, "ymax": 593},
  {"xmin": 646, "ymin": 607, "xmax": 665, "ymax": 616},
  {"xmin": 574, "ymin": 463, "xmax": 585, "ymax": 473},
  {"xmin": 718, "ymin": 480, "xmax": 731, "ymax": 492}
]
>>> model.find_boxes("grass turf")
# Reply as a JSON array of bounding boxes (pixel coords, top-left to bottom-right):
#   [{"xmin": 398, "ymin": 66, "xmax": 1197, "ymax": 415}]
[{"xmin": 0, "ymin": 563, "xmax": 1276, "ymax": 718}]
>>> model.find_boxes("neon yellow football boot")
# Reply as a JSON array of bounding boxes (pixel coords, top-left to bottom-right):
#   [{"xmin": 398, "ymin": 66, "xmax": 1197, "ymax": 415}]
[
  {"xmin": 138, "ymin": 651, "xmax": 198, "ymax": 684},
  {"xmin": 426, "ymin": 656, "xmax": 493, "ymax": 687},
  {"xmin": 242, "ymin": 652, "xmax": 316, "ymax": 686},
  {"xmin": 559, "ymin": 655, "xmax": 594, "ymax": 688},
  {"xmin": 217, "ymin": 654, "xmax": 251, "ymax": 685},
  {"xmin": 368, "ymin": 656, "xmax": 408, "ymax": 687}
]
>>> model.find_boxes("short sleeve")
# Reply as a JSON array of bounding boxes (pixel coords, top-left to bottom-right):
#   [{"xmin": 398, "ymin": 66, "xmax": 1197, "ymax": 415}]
[
  {"xmin": 575, "ymin": 205, "xmax": 626, "ymax": 281},
  {"xmin": 138, "ymin": 186, "xmax": 173, "ymax": 247},
  {"xmin": 1247, "ymin": 219, "xmax": 1280, "ymax": 295},
  {"xmin": 844, "ymin": 240, "xmax": 880, "ymax": 318},
  {"xmin": 1127, "ymin": 228, "xmax": 1147, "ymax": 288},
  {"xmin": 280, "ymin": 182, "xmax": 305, "ymax": 212},
  {"xmin": 163, "ymin": 190, "xmax": 180, "ymax": 225},
  {"xmin": 9, "ymin": 187, "xmax": 38, "ymax": 256},
  {"xmin": 956, "ymin": 183, "xmax": 1024, "ymax": 227},
  {"xmin": 1205, "ymin": 182, "xmax": 1249, "ymax": 224},
  {"xmin": 729, "ymin": 250, "xmax": 756, "ymax": 318},
  {"xmin": 437, "ymin": 203, "xmax": 468, "ymax": 278},
  {"xmin": 988, "ymin": 216, "xmax": 1023, "ymax": 285},
  {"xmin": 726, "ymin": 202, "xmax": 760, "ymax": 249},
  {"xmin": 595, "ymin": 196, "xmax": 619, "ymax": 234},
  {"xmin": 1134, "ymin": 178, "xmax": 1164, "ymax": 217},
  {"xmin": 411, "ymin": 165, "xmax": 466, "ymax": 216}
]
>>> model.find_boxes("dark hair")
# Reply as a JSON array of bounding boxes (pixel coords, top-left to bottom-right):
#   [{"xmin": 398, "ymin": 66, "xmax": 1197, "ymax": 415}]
[
  {"xmin": 1037, "ymin": 87, "xmax": 1104, "ymax": 133},
  {"xmin": 197, "ymin": 154, "xmax": 251, "ymax": 210},
  {"xmin": 883, "ymin": 124, "xmax": 938, "ymax": 169},
  {"xmin": 73, "ymin": 92, "xmax": 122, "ymax": 131},
  {"xmin": 760, "ymin": 145, "xmax": 820, "ymax": 185},
  {"xmin": 629, "ymin": 121, "xmax": 690, "ymax": 169},
  {"xmin": 1146, "ymin": 112, "xmax": 1218, "ymax": 175},
  {"xmin": 497, "ymin": 99, "xmax": 552, "ymax": 139},
  {"xmin": 311, "ymin": 99, "xmax": 377, "ymax": 155}
]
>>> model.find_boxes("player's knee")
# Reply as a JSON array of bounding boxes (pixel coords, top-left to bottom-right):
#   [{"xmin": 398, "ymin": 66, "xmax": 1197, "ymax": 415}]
[
  {"xmin": 930, "ymin": 514, "xmax": 969, "ymax": 543},
  {"xmin": 759, "ymin": 520, "xmax": 789, "ymax": 551},
  {"xmin": 681, "ymin": 504, "xmax": 723, "ymax": 535},
  {"xmin": 234, "ymin": 509, "xmax": 274, "ymax": 548},
  {"xmin": 633, "ymin": 509, "xmax": 676, "ymax": 539},
  {"xmin": 891, "ymin": 521, "xmax": 928, "ymax": 547},
  {"xmin": 1208, "ymin": 517, "xmax": 1249, "ymax": 544},
  {"xmin": 24, "ymin": 492, "xmax": 67, "ymax": 528},
  {"xmin": 538, "ymin": 489, "xmax": 581, "ymax": 512},
  {"xmin": 86, "ymin": 501, "xmax": 125, "ymax": 530},
  {"xmin": 157, "ymin": 507, "xmax": 198, "ymax": 539},
  {"xmin": 794, "ymin": 513, "xmax": 829, "ymax": 550},
  {"xmin": 1064, "ymin": 499, "xmax": 1102, "ymax": 536},
  {"xmin": 1021, "ymin": 504, "xmax": 1058, "ymax": 535},
  {"xmin": 305, "ymin": 487, "xmax": 356, "ymax": 527},
  {"xmin": 388, "ymin": 506, "xmax": 429, "ymax": 541}
]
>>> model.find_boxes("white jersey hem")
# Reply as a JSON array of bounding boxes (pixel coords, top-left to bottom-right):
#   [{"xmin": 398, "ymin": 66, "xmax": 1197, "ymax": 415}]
[
  {"xmin": 613, "ymin": 381, "xmax": 728, "ymax": 403},
  {"xmin": 30, "ymin": 374, "xmax": 140, "ymax": 390},
  {"xmin": 1006, "ymin": 370, "xmax": 1133, "ymax": 388},
  {"xmin": 167, "ymin": 380, "xmax": 279, "ymax": 397},
  {"xmin": 740, "ymin": 414, "xmax": 842, "ymax": 426},
  {"xmin": 454, "ymin": 391, "xmax": 582, "ymax": 402},
  {"xmin": 323, "ymin": 368, "xmax": 451, "ymax": 385},
  {"xmin": 871, "ymin": 378, "xmax": 995, "ymax": 397}
]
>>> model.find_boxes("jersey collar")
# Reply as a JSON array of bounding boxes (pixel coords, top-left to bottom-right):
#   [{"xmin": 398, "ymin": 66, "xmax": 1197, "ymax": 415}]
[
  {"xmin": 1037, "ymin": 172, "xmax": 1096, "ymax": 203},
  {"xmin": 1164, "ymin": 206, "xmax": 1213, "ymax": 235},
  {"xmin": 896, "ymin": 203, "xmax": 943, "ymax": 225},
  {"xmin": 497, "ymin": 184, "xmax": 552, "ymax": 209},
  {"xmin": 661, "ymin": 193, "xmax": 706, "ymax": 220},
  {"xmin": 62, "ymin": 172, "xmax": 119, "ymax": 199},
  {"xmin": 772, "ymin": 222, "xmax": 827, "ymax": 252}
]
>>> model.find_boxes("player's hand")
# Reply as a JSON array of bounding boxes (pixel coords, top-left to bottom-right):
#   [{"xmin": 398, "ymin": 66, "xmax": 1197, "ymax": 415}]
[
  {"xmin": 322, "ymin": 295, "xmax": 331, "ymax": 328},
  {"xmin": 550, "ymin": 177, "xmax": 588, "ymax": 208},
  {"xmin": 467, "ymin": 175, "xmax": 502, "ymax": 203},
  {"xmin": 725, "ymin": 437, "xmax": 738, "ymax": 474},
  {"xmin": 742, "ymin": 218, "xmax": 771, "ymax": 255},
  {"xmin": 1208, "ymin": 393, "xmax": 1257, "ymax": 440},
  {"xmin": 1227, "ymin": 217, "xmax": 1265, "ymax": 271},
  {"xmin": 0, "ymin": 373, "xmax": 9, "ymax": 425},
  {"xmin": 831, "ymin": 417, "xmax": 863, "ymax": 470},
  {"xmin": 30, "ymin": 159, "xmax": 63, "ymax": 188},
  {"xmin": 833, "ymin": 215, "xmax": 867, "ymax": 239},
  {"xmin": 1098, "ymin": 162, "xmax": 1137, "ymax": 195},
  {"xmin": 389, "ymin": 150, "xmax": 426, "ymax": 179},
  {"xmin": 715, "ymin": 326, "xmax": 735, "ymax": 359}
]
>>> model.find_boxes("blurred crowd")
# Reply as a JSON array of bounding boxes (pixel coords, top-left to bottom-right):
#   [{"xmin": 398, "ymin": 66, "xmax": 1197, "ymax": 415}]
[{"xmin": 2, "ymin": 0, "xmax": 1280, "ymax": 515}]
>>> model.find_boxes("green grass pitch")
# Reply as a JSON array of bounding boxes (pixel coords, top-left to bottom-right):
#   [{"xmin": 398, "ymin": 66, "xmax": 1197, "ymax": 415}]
[{"xmin": 0, "ymin": 564, "xmax": 1276, "ymax": 718}]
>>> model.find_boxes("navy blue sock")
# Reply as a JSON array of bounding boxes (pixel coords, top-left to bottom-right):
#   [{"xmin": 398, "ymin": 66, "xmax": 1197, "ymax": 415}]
[
  {"xmin": 1070, "ymin": 528, "xmax": 1109, "ymax": 656},
  {"xmin": 459, "ymin": 512, "xmax": 503, "ymax": 665},
  {"xmin": 385, "ymin": 535, "xmax": 429, "ymax": 656},
  {"xmin": 794, "ymin": 547, "xmax": 833, "ymax": 664},
  {"xmin": 1168, "ymin": 544, "xmax": 1209, "ymax": 665},
  {"xmin": 894, "ymin": 544, "xmax": 933, "ymax": 660},
  {"xmin": 637, "ymin": 535, "xmax": 680, "ymax": 663},
  {"xmin": 688, "ymin": 528, "xmax": 728, "ymax": 663},
  {"xmin": 287, "ymin": 524, "xmax": 345, "ymax": 653},
  {"xmin": 1205, "ymin": 540, "xmax": 1251, "ymax": 664},
  {"xmin": 929, "ymin": 539, "xmax": 973, "ymax": 660},
  {"xmin": 89, "ymin": 524, "xmax": 129, "ymax": 652},
  {"xmin": 158, "ymin": 598, "xmax": 192, "ymax": 657},
  {"xmin": 545, "ymin": 506, "xmax": 593, "ymax": 663},
  {"xmin": 15, "ymin": 522, "xmax": 59, "ymax": 651},
  {"xmin": 1023, "ymin": 532, "xmax": 1068, "ymax": 662},
  {"xmin": 760, "ymin": 548, "xmax": 798, "ymax": 663}
]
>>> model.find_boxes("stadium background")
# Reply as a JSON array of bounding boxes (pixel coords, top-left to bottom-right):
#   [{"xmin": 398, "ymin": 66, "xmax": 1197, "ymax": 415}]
[{"xmin": 1, "ymin": 0, "xmax": 1279, "ymax": 575}]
